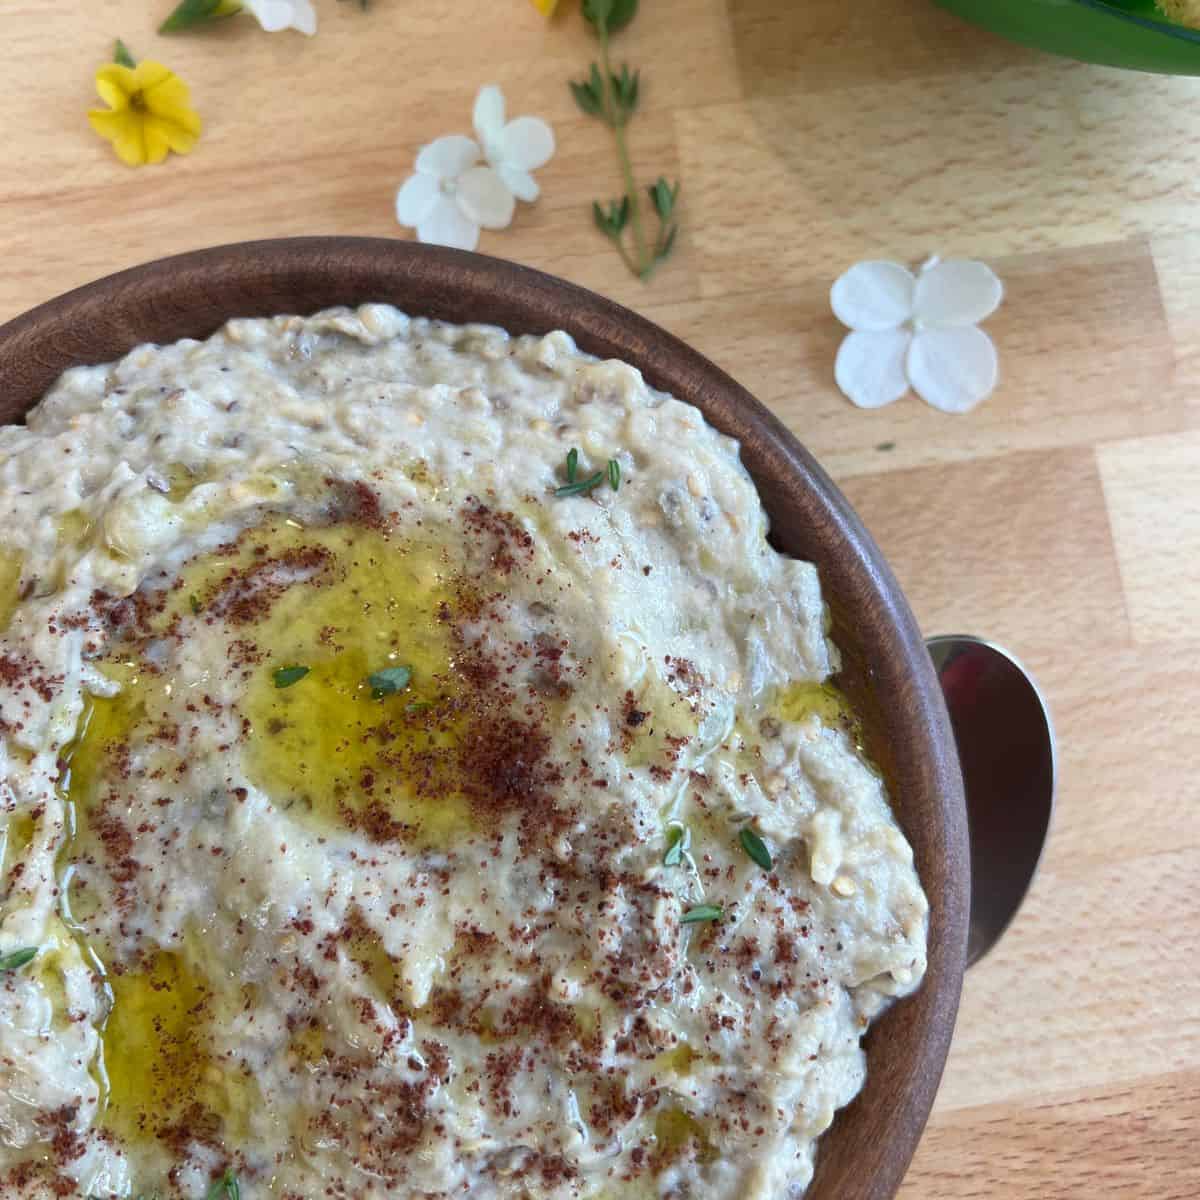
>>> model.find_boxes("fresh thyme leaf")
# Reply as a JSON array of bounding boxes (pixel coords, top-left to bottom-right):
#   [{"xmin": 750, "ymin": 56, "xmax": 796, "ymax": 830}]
[
  {"xmin": 648, "ymin": 178, "xmax": 679, "ymax": 221},
  {"xmin": 658, "ymin": 224, "xmax": 679, "ymax": 262},
  {"xmin": 570, "ymin": 66, "xmax": 608, "ymax": 121},
  {"xmin": 554, "ymin": 471, "xmax": 605, "ymax": 498},
  {"xmin": 273, "ymin": 665, "xmax": 309, "ymax": 689},
  {"xmin": 159, "ymin": 0, "xmax": 235, "ymax": 33},
  {"xmin": 663, "ymin": 827, "xmax": 686, "ymax": 867},
  {"xmin": 582, "ymin": 0, "xmax": 612, "ymax": 29},
  {"xmin": 607, "ymin": 458, "xmax": 621, "ymax": 491},
  {"xmin": 592, "ymin": 197, "xmax": 630, "ymax": 239},
  {"xmin": 113, "ymin": 39, "xmax": 136, "ymax": 67},
  {"xmin": 0, "ymin": 947, "xmax": 38, "ymax": 971},
  {"xmin": 205, "ymin": 1171, "xmax": 240, "ymax": 1200},
  {"xmin": 570, "ymin": 78, "xmax": 603, "ymax": 118},
  {"xmin": 566, "ymin": 447, "xmax": 579, "ymax": 484},
  {"xmin": 583, "ymin": 0, "xmax": 638, "ymax": 34},
  {"xmin": 680, "ymin": 904, "xmax": 722, "ymax": 924},
  {"xmin": 610, "ymin": 64, "xmax": 639, "ymax": 118},
  {"xmin": 738, "ymin": 826, "xmax": 773, "ymax": 872},
  {"xmin": 189, "ymin": 593, "xmax": 202, "ymax": 614},
  {"xmin": 368, "ymin": 665, "xmax": 413, "ymax": 698}
]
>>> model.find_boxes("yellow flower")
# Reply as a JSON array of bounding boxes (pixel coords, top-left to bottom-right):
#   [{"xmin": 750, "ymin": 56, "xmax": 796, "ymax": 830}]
[
  {"xmin": 88, "ymin": 60, "xmax": 202, "ymax": 167},
  {"xmin": 528, "ymin": 0, "xmax": 559, "ymax": 14}
]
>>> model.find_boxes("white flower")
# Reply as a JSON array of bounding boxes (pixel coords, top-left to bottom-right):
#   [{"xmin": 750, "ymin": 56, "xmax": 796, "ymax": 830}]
[
  {"xmin": 395, "ymin": 85, "xmax": 555, "ymax": 252},
  {"xmin": 241, "ymin": 0, "xmax": 317, "ymax": 35},
  {"xmin": 831, "ymin": 257, "xmax": 1003, "ymax": 414},
  {"xmin": 471, "ymin": 84, "xmax": 555, "ymax": 203}
]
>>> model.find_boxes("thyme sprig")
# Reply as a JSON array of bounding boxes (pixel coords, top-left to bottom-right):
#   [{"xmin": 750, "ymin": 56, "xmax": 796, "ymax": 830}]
[
  {"xmin": 555, "ymin": 448, "xmax": 622, "ymax": 498},
  {"xmin": 572, "ymin": 0, "xmax": 680, "ymax": 280},
  {"xmin": 0, "ymin": 947, "xmax": 38, "ymax": 972}
]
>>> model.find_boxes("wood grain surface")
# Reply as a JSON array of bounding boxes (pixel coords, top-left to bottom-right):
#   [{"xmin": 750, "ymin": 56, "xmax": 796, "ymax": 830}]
[{"xmin": 0, "ymin": 0, "xmax": 1197, "ymax": 1196}]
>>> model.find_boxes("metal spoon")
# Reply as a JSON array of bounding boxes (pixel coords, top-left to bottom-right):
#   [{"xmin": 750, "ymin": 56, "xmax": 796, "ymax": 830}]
[{"xmin": 926, "ymin": 635, "xmax": 1056, "ymax": 967}]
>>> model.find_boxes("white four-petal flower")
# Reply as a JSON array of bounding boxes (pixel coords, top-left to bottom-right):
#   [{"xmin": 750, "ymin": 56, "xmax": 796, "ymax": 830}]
[
  {"xmin": 831, "ymin": 258, "xmax": 1004, "ymax": 414},
  {"xmin": 472, "ymin": 85, "xmax": 556, "ymax": 203},
  {"xmin": 241, "ymin": 0, "xmax": 317, "ymax": 35},
  {"xmin": 395, "ymin": 85, "xmax": 555, "ymax": 252}
]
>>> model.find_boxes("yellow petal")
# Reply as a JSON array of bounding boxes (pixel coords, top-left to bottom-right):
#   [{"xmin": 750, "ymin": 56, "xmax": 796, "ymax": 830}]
[
  {"xmin": 142, "ymin": 119, "xmax": 171, "ymax": 165},
  {"xmin": 143, "ymin": 113, "xmax": 199, "ymax": 157},
  {"xmin": 130, "ymin": 61, "xmax": 173, "ymax": 93},
  {"xmin": 89, "ymin": 108, "xmax": 147, "ymax": 166},
  {"xmin": 143, "ymin": 76, "xmax": 202, "ymax": 136},
  {"xmin": 94, "ymin": 63, "xmax": 136, "ymax": 110},
  {"xmin": 529, "ymin": 0, "xmax": 559, "ymax": 13}
]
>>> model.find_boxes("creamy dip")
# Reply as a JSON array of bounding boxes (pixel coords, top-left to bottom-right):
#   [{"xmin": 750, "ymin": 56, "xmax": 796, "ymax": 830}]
[{"xmin": 0, "ymin": 306, "xmax": 927, "ymax": 1199}]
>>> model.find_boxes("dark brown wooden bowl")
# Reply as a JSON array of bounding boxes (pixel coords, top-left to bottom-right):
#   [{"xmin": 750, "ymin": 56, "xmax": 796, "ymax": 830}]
[{"xmin": 0, "ymin": 238, "xmax": 968, "ymax": 1200}]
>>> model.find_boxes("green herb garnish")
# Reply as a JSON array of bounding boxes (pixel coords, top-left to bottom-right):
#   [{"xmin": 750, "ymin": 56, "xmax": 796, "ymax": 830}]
[
  {"xmin": 113, "ymin": 39, "xmax": 136, "ymax": 67},
  {"xmin": 272, "ymin": 665, "xmax": 309, "ymax": 689},
  {"xmin": 680, "ymin": 904, "xmax": 722, "ymax": 925},
  {"xmin": 159, "ymin": 0, "xmax": 240, "ymax": 33},
  {"xmin": 555, "ymin": 449, "xmax": 623, "ymax": 498},
  {"xmin": 738, "ymin": 826, "xmax": 773, "ymax": 872},
  {"xmin": 0, "ymin": 947, "xmax": 38, "ymax": 972},
  {"xmin": 663, "ymin": 826, "xmax": 687, "ymax": 867},
  {"xmin": 571, "ymin": 0, "xmax": 680, "ymax": 280},
  {"xmin": 368, "ymin": 665, "xmax": 413, "ymax": 698},
  {"xmin": 205, "ymin": 1171, "xmax": 240, "ymax": 1200},
  {"xmin": 555, "ymin": 471, "xmax": 605, "ymax": 498},
  {"xmin": 189, "ymin": 593, "xmax": 202, "ymax": 615}
]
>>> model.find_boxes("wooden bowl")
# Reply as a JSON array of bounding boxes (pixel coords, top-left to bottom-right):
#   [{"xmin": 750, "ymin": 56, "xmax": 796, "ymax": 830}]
[{"xmin": 0, "ymin": 238, "xmax": 968, "ymax": 1199}]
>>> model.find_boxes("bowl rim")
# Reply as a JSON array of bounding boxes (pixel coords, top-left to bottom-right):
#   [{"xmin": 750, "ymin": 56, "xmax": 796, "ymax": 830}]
[{"xmin": 0, "ymin": 237, "xmax": 969, "ymax": 1199}]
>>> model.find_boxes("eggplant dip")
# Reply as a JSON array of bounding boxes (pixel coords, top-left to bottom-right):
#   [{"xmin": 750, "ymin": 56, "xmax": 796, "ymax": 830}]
[{"xmin": 0, "ymin": 306, "xmax": 927, "ymax": 1199}]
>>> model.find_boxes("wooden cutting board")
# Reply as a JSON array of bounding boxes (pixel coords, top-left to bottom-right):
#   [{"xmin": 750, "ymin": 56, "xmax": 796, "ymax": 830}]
[{"xmin": 0, "ymin": 0, "xmax": 1197, "ymax": 1194}]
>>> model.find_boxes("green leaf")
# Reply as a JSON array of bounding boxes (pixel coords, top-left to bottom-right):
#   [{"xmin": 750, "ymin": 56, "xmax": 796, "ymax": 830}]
[
  {"xmin": 607, "ymin": 458, "xmax": 621, "ymax": 491},
  {"xmin": 159, "ymin": 0, "xmax": 236, "ymax": 34},
  {"xmin": 582, "ymin": 0, "xmax": 613, "ymax": 30},
  {"xmin": 273, "ymin": 665, "xmax": 309, "ymax": 689},
  {"xmin": 113, "ymin": 39, "xmax": 136, "ymax": 68},
  {"xmin": 592, "ymin": 197, "xmax": 630, "ymax": 239},
  {"xmin": 610, "ymin": 65, "xmax": 639, "ymax": 117},
  {"xmin": 738, "ymin": 826, "xmax": 773, "ymax": 871},
  {"xmin": 608, "ymin": 0, "xmax": 638, "ymax": 31},
  {"xmin": 569, "ymin": 79, "xmax": 602, "ymax": 118},
  {"xmin": 649, "ymin": 178, "xmax": 678, "ymax": 221},
  {"xmin": 583, "ymin": 0, "xmax": 637, "ymax": 34},
  {"xmin": 205, "ymin": 1171, "xmax": 240, "ymax": 1200},
  {"xmin": 663, "ymin": 827, "xmax": 686, "ymax": 867},
  {"xmin": 0, "ymin": 947, "xmax": 38, "ymax": 972},
  {"xmin": 566, "ymin": 447, "xmax": 579, "ymax": 484},
  {"xmin": 367, "ymin": 665, "xmax": 413, "ymax": 698},
  {"xmin": 189, "ymin": 593, "xmax": 202, "ymax": 614},
  {"xmin": 658, "ymin": 224, "xmax": 678, "ymax": 262},
  {"xmin": 680, "ymin": 904, "xmax": 722, "ymax": 924},
  {"xmin": 555, "ymin": 471, "xmax": 605, "ymax": 498}
]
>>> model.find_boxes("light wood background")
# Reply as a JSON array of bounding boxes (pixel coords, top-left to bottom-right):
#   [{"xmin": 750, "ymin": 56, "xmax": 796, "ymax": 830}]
[{"xmin": 2, "ymin": 1, "xmax": 1199, "ymax": 1195}]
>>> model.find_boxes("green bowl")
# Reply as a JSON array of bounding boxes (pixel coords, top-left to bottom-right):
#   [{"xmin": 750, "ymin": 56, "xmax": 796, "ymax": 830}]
[{"xmin": 935, "ymin": 0, "xmax": 1200, "ymax": 73}]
